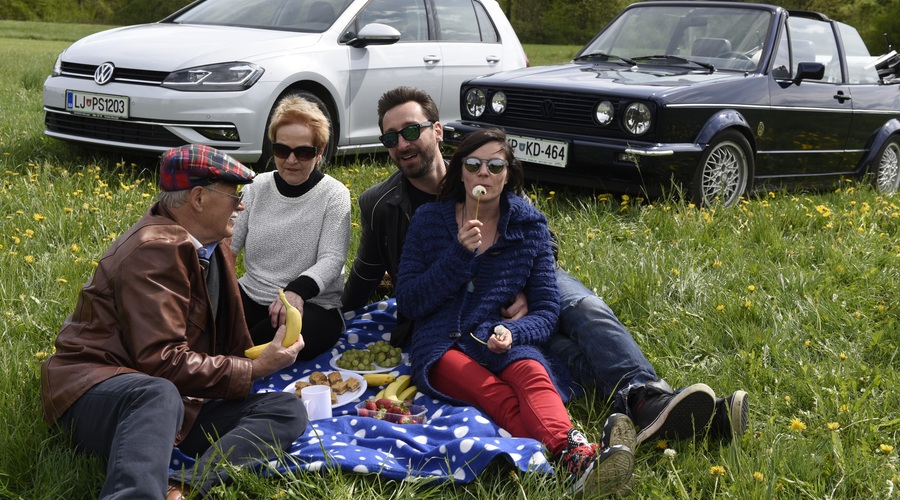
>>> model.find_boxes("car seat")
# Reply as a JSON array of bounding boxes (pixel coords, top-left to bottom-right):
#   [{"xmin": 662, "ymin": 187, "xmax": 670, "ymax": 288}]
[{"xmin": 692, "ymin": 37, "xmax": 732, "ymax": 58}]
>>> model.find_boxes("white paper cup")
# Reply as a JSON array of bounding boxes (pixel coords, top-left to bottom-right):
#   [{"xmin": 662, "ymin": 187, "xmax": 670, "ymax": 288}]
[{"xmin": 301, "ymin": 385, "xmax": 332, "ymax": 420}]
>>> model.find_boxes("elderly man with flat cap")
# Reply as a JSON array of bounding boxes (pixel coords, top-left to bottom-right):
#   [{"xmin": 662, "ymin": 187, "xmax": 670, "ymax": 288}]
[{"xmin": 41, "ymin": 145, "xmax": 307, "ymax": 500}]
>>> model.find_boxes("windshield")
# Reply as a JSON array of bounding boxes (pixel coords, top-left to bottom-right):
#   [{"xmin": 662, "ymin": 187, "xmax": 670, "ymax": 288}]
[
  {"xmin": 170, "ymin": 0, "xmax": 353, "ymax": 32},
  {"xmin": 579, "ymin": 5, "xmax": 774, "ymax": 72}
]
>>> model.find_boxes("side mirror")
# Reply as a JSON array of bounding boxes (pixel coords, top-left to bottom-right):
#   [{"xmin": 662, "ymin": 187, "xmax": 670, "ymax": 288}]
[
  {"xmin": 345, "ymin": 23, "xmax": 401, "ymax": 48},
  {"xmin": 794, "ymin": 62, "xmax": 825, "ymax": 85}
]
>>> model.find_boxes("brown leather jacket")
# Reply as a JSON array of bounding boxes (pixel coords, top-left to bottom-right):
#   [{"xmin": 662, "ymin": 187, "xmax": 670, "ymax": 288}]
[{"xmin": 40, "ymin": 203, "xmax": 255, "ymax": 442}]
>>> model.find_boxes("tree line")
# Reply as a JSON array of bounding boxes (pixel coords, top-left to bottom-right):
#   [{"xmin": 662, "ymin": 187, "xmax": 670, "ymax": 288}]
[{"xmin": 1, "ymin": 0, "xmax": 897, "ymax": 53}]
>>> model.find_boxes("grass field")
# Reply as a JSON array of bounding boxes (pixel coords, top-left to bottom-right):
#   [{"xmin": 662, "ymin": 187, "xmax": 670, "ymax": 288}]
[{"xmin": 1, "ymin": 21, "xmax": 898, "ymax": 499}]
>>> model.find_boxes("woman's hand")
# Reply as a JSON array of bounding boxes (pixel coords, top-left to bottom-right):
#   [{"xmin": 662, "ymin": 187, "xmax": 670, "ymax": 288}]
[
  {"xmin": 458, "ymin": 219, "xmax": 484, "ymax": 252},
  {"xmin": 487, "ymin": 325, "xmax": 512, "ymax": 354},
  {"xmin": 269, "ymin": 290, "xmax": 304, "ymax": 327}
]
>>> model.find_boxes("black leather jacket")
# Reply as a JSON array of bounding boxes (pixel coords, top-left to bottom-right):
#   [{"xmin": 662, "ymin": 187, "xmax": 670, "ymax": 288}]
[{"xmin": 341, "ymin": 170, "xmax": 412, "ymax": 312}]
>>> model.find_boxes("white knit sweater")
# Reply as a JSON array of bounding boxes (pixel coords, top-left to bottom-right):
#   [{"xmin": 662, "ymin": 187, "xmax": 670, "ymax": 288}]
[{"xmin": 230, "ymin": 171, "xmax": 350, "ymax": 310}]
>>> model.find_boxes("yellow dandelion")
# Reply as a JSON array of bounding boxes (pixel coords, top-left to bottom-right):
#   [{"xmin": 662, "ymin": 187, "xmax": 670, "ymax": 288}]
[
  {"xmin": 839, "ymin": 352, "xmax": 847, "ymax": 361},
  {"xmin": 716, "ymin": 304, "xmax": 724, "ymax": 312},
  {"xmin": 64, "ymin": 207, "xmax": 73, "ymax": 214},
  {"xmin": 657, "ymin": 440, "xmax": 668, "ymax": 450},
  {"xmin": 621, "ymin": 194, "xmax": 630, "ymax": 201},
  {"xmin": 57, "ymin": 278, "xmax": 68, "ymax": 283},
  {"xmin": 672, "ymin": 268, "xmax": 679, "ymax": 276},
  {"xmin": 804, "ymin": 339, "xmax": 811, "ymax": 347},
  {"xmin": 747, "ymin": 284, "xmax": 756, "ymax": 292},
  {"xmin": 753, "ymin": 471, "xmax": 764, "ymax": 482},
  {"xmin": 24, "ymin": 255, "xmax": 35, "ymax": 264},
  {"xmin": 712, "ymin": 260, "xmax": 722, "ymax": 268},
  {"xmin": 839, "ymin": 404, "xmax": 849, "ymax": 412},
  {"xmin": 71, "ymin": 243, "xmax": 80, "ymax": 253},
  {"xmin": 854, "ymin": 311, "xmax": 862, "ymax": 318},
  {"xmin": 881, "ymin": 444, "xmax": 894, "ymax": 454},
  {"xmin": 24, "ymin": 229, "xmax": 34, "ymax": 238},
  {"xmin": 827, "ymin": 422, "xmax": 840, "ymax": 431},
  {"xmin": 33, "ymin": 213, "xmax": 46, "ymax": 221},
  {"xmin": 744, "ymin": 299, "xmax": 751, "ymax": 308},
  {"xmin": 785, "ymin": 395, "xmax": 791, "ymax": 403},
  {"xmin": 710, "ymin": 465, "xmax": 725, "ymax": 477},
  {"xmin": 790, "ymin": 418, "xmax": 806, "ymax": 431},
  {"xmin": 34, "ymin": 351, "xmax": 48, "ymax": 360},
  {"xmin": 12, "ymin": 236, "xmax": 20, "ymax": 245}
]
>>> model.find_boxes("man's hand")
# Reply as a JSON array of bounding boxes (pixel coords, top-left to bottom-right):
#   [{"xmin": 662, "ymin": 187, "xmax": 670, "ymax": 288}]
[
  {"xmin": 487, "ymin": 325, "xmax": 512, "ymax": 354},
  {"xmin": 458, "ymin": 219, "xmax": 484, "ymax": 252},
  {"xmin": 250, "ymin": 325, "xmax": 305, "ymax": 379},
  {"xmin": 269, "ymin": 290, "xmax": 304, "ymax": 328},
  {"xmin": 500, "ymin": 291, "xmax": 528, "ymax": 320}
]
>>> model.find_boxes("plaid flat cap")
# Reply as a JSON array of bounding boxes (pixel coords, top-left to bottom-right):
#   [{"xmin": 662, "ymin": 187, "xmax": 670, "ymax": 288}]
[{"xmin": 159, "ymin": 144, "xmax": 255, "ymax": 192}]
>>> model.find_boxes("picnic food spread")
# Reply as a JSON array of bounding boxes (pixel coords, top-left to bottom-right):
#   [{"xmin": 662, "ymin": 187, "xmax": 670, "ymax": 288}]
[{"xmin": 293, "ymin": 370, "xmax": 361, "ymax": 404}]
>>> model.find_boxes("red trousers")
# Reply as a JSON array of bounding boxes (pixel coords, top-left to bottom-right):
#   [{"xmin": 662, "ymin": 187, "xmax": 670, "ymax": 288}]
[{"xmin": 430, "ymin": 347, "xmax": 573, "ymax": 456}]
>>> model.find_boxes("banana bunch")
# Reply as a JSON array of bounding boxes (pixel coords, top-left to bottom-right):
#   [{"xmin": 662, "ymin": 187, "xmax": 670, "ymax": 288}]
[
  {"xmin": 244, "ymin": 289, "xmax": 303, "ymax": 359},
  {"xmin": 362, "ymin": 373, "xmax": 396, "ymax": 386},
  {"xmin": 373, "ymin": 374, "xmax": 417, "ymax": 402}
]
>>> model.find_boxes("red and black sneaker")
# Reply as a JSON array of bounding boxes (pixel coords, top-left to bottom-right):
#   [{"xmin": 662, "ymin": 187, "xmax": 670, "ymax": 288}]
[{"xmin": 557, "ymin": 429, "xmax": 634, "ymax": 497}]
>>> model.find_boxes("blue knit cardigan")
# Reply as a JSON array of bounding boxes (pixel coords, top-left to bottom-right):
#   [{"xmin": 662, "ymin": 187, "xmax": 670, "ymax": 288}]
[{"xmin": 396, "ymin": 191, "xmax": 561, "ymax": 405}]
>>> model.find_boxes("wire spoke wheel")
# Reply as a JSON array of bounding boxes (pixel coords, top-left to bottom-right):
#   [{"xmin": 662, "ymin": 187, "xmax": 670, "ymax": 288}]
[
  {"xmin": 692, "ymin": 130, "xmax": 751, "ymax": 207},
  {"xmin": 875, "ymin": 139, "xmax": 900, "ymax": 194}
]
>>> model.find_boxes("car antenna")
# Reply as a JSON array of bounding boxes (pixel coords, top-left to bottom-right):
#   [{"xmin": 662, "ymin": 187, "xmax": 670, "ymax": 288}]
[{"xmin": 885, "ymin": 33, "xmax": 893, "ymax": 52}]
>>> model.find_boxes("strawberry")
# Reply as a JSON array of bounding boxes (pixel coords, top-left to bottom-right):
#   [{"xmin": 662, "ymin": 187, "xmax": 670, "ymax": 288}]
[
  {"xmin": 375, "ymin": 398, "xmax": 394, "ymax": 409},
  {"xmin": 365, "ymin": 400, "xmax": 377, "ymax": 411},
  {"xmin": 358, "ymin": 409, "xmax": 368, "ymax": 417}
]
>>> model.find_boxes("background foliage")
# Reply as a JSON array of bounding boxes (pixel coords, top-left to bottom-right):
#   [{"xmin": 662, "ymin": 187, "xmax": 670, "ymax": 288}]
[{"xmin": 0, "ymin": 0, "xmax": 897, "ymax": 51}]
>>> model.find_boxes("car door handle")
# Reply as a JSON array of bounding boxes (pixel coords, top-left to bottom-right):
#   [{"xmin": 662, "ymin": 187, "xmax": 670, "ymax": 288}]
[
  {"xmin": 423, "ymin": 55, "xmax": 441, "ymax": 64},
  {"xmin": 486, "ymin": 56, "xmax": 501, "ymax": 64},
  {"xmin": 833, "ymin": 91, "xmax": 851, "ymax": 103}
]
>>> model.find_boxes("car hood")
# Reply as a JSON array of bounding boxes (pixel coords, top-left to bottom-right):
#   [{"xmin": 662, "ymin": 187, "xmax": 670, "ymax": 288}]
[
  {"xmin": 469, "ymin": 62, "xmax": 743, "ymax": 94},
  {"xmin": 60, "ymin": 23, "xmax": 322, "ymax": 70}
]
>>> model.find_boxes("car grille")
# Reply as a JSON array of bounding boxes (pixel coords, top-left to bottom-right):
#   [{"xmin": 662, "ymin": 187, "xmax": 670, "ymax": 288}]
[
  {"xmin": 60, "ymin": 62, "xmax": 169, "ymax": 86},
  {"xmin": 470, "ymin": 88, "xmax": 636, "ymax": 138},
  {"xmin": 45, "ymin": 110, "xmax": 187, "ymax": 147}
]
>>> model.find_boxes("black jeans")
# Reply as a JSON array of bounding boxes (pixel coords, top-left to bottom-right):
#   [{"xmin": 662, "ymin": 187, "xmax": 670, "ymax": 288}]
[{"xmin": 60, "ymin": 373, "xmax": 307, "ymax": 498}]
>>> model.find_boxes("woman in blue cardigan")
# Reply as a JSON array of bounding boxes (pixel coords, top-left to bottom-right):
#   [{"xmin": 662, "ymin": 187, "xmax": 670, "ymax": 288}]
[{"xmin": 396, "ymin": 128, "xmax": 635, "ymax": 496}]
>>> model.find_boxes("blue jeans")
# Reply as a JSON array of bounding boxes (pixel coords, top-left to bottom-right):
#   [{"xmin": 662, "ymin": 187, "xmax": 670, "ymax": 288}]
[
  {"xmin": 548, "ymin": 266, "xmax": 658, "ymax": 413},
  {"xmin": 59, "ymin": 373, "xmax": 306, "ymax": 499}
]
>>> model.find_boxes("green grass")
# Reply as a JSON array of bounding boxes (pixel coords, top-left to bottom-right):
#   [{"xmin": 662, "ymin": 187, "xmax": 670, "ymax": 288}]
[{"xmin": 2, "ymin": 21, "xmax": 899, "ymax": 500}]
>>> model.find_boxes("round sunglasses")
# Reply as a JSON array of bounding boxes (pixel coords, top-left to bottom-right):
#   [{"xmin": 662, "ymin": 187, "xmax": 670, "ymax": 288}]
[
  {"xmin": 463, "ymin": 157, "xmax": 508, "ymax": 174},
  {"xmin": 272, "ymin": 143, "xmax": 318, "ymax": 161},
  {"xmin": 378, "ymin": 121, "xmax": 433, "ymax": 148}
]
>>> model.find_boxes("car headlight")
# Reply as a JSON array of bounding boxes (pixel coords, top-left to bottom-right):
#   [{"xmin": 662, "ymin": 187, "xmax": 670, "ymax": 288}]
[
  {"xmin": 623, "ymin": 102, "xmax": 651, "ymax": 135},
  {"xmin": 51, "ymin": 53, "xmax": 64, "ymax": 77},
  {"xmin": 490, "ymin": 91, "xmax": 507, "ymax": 114},
  {"xmin": 595, "ymin": 100, "xmax": 614, "ymax": 126},
  {"xmin": 162, "ymin": 62, "xmax": 263, "ymax": 92},
  {"xmin": 464, "ymin": 88, "xmax": 487, "ymax": 117}
]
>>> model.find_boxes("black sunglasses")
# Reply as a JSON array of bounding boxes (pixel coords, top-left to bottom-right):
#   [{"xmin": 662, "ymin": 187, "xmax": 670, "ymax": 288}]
[
  {"xmin": 379, "ymin": 121, "xmax": 433, "ymax": 148},
  {"xmin": 272, "ymin": 143, "xmax": 318, "ymax": 161},
  {"xmin": 463, "ymin": 157, "xmax": 508, "ymax": 174}
]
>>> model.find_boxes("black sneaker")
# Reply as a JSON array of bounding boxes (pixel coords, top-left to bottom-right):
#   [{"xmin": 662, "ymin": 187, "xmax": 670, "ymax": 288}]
[
  {"xmin": 558, "ymin": 429, "xmax": 634, "ymax": 497},
  {"xmin": 710, "ymin": 390, "xmax": 749, "ymax": 441},
  {"xmin": 631, "ymin": 380, "xmax": 716, "ymax": 445},
  {"xmin": 600, "ymin": 413, "xmax": 637, "ymax": 452}
]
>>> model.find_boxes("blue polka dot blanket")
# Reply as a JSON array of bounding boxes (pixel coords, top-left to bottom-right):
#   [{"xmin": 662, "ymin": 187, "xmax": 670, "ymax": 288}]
[{"xmin": 170, "ymin": 298, "xmax": 553, "ymax": 483}]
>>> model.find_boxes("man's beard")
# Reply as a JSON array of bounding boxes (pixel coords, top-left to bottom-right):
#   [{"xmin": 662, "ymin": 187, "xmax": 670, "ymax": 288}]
[{"xmin": 395, "ymin": 144, "xmax": 436, "ymax": 180}]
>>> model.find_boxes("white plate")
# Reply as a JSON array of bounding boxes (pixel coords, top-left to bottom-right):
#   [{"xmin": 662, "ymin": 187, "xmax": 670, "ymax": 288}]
[
  {"xmin": 283, "ymin": 371, "xmax": 367, "ymax": 409},
  {"xmin": 329, "ymin": 352, "xmax": 408, "ymax": 374}
]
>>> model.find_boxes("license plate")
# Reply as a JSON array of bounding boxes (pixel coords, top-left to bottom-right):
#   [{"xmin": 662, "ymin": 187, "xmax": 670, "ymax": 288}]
[
  {"xmin": 66, "ymin": 90, "xmax": 129, "ymax": 119},
  {"xmin": 507, "ymin": 134, "xmax": 568, "ymax": 168}
]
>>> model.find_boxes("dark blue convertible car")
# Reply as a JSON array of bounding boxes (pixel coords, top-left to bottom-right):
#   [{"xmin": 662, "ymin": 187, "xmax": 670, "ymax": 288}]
[{"xmin": 444, "ymin": 1, "xmax": 900, "ymax": 206}]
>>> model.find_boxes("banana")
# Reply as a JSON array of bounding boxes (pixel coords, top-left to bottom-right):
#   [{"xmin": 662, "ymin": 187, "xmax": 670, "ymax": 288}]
[
  {"xmin": 363, "ymin": 373, "xmax": 396, "ymax": 386},
  {"xmin": 375, "ymin": 388, "xmax": 386, "ymax": 399},
  {"xmin": 396, "ymin": 385, "xmax": 417, "ymax": 402},
  {"xmin": 279, "ymin": 288, "xmax": 302, "ymax": 346},
  {"xmin": 383, "ymin": 374, "xmax": 412, "ymax": 401},
  {"xmin": 245, "ymin": 288, "xmax": 303, "ymax": 359}
]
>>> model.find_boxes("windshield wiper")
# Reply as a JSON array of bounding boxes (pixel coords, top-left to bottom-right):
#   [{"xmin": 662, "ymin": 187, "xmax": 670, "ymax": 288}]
[
  {"xmin": 631, "ymin": 54, "xmax": 716, "ymax": 72},
  {"xmin": 574, "ymin": 51, "xmax": 637, "ymax": 66}
]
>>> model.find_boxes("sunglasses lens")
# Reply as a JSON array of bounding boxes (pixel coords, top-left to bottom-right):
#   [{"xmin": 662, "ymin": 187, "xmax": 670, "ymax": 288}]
[
  {"xmin": 400, "ymin": 124, "xmax": 422, "ymax": 141},
  {"xmin": 487, "ymin": 159, "xmax": 507, "ymax": 173},
  {"xmin": 379, "ymin": 132, "xmax": 399, "ymax": 148},
  {"xmin": 272, "ymin": 143, "xmax": 290, "ymax": 159},
  {"xmin": 295, "ymin": 146, "xmax": 317, "ymax": 161}
]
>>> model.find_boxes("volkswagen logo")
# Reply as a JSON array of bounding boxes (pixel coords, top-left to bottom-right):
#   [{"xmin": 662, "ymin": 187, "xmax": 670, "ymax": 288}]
[
  {"xmin": 541, "ymin": 100, "xmax": 555, "ymax": 118},
  {"xmin": 94, "ymin": 62, "xmax": 115, "ymax": 85}
]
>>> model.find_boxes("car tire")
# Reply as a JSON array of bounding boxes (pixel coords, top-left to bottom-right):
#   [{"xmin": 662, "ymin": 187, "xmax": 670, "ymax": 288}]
[
  {"xmin": 690, "ymin": 130, "xmax": 752, "ymax": 207},
  {"xmin": 258, "ymin": 90, "xmax": 336, "ymax": 171},
  {"xmin": 873, "ymin": 136, "xmax": 900, "ymax": 194}
]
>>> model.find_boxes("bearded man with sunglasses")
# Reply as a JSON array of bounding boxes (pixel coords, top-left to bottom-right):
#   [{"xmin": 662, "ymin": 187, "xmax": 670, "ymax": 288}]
[
  {"xmin": 231, "ymin": 95, "xmax": 350, "ymax": 360},
  {"xmin": 342, "ymin": 86, "xmax": 749, "ymax": 450}
]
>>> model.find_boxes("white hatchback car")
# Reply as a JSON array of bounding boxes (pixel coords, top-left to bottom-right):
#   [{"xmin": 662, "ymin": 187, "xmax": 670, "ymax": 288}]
[{"xmin": 42, "ymin": 0, "xmax": 527, "ymax": 166}]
